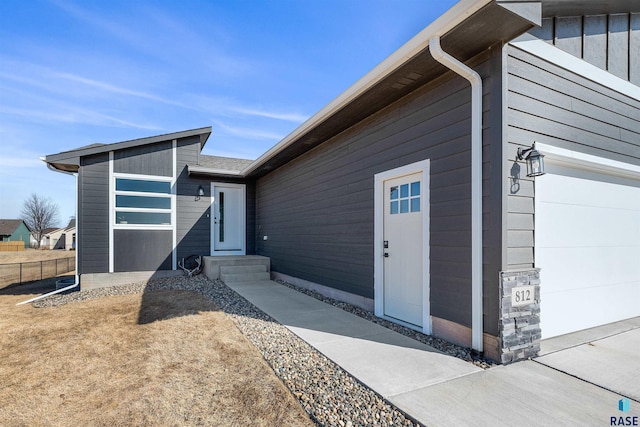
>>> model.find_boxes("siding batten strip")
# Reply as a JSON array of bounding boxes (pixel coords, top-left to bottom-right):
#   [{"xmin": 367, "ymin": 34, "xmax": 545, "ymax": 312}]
[
  {"xmin": 108, "ymin": 151, "xmax": 114, "ymax": 273},
  {"xmin": 172, "ymin": 139, "xmax": 177, "ymax": 270}
]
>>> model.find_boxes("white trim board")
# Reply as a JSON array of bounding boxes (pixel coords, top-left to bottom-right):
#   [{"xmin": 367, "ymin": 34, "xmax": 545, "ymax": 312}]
[
  {"xmin": 536, "ymin": 143, "xmax": 640, "ymax": 181},
  {"xmin": 374, "ymin": 159, "xmax": 431, "ymax": 335},
  {"xmin": 108, "ymin": 151, "xmax": 114, "ymax": 273},
  {"xmin": 509, "ymin": 34, "xmax": 640, "ymax": 102}
]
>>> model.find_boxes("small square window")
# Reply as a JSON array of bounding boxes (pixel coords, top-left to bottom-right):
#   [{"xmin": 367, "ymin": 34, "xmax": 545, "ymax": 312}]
[
  {"xmin": 390, "ymin": 201, "xmax": 399, "ymax": 214},
  {"xmin": 400, "ymin": 184, "xmax": 409, "ymax": 198},
  {"xmin": 400, "ymin": 199, "xmax": 409, "ymax": 213},
  {"xmin": 411, "ymin": 181, "xmax": 420, "ymax": 196},
  {"xmin": 390, "ymin": 186, "xmax": 399, "ymax": 200},
  {"xmin": 411, "ymin": 197, "xmax": 420, "ymax": 212}
]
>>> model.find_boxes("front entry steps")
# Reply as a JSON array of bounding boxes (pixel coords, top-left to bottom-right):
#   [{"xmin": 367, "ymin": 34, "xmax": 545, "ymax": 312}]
[
  {"xmin": 203, "ymin": 255, "xmax": 271, "ymax": 283},
  {"xmin": 221, "ymin": 265, "xmax": 270, "ymax": 283}
]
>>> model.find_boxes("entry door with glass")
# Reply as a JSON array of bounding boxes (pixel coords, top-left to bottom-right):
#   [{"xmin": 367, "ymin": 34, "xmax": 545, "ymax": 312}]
[
  {"xmin": 211, "ymin": 183, "xmax": 246, "ymax": 255},
  {"xmin": 383, "ymin": 172, "xmax": 424, "ymax": 327}
]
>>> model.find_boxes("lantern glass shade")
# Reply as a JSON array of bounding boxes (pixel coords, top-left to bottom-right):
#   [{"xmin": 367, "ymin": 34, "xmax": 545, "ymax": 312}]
[
  {"xmin": 197, "ymin": 185, "xmax": 205, "ymax": 197},
  {"xmin": 526, "ymin": 149, "xmax": 545, "ymax": 177}
]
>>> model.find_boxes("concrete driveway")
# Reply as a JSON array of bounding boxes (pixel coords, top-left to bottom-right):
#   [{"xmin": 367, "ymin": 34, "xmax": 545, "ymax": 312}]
[
  {"xmin": 536, "ymin": 317, "xmax": 640, "ymax": 402},
  {"xmin": 390, "ymin": 318, "xmax": 640, "ymax": 426}
]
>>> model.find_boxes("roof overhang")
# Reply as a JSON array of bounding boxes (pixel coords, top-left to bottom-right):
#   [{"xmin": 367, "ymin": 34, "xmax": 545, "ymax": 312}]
[
  {"xmin": 241, "ymin": 0, "xmax": 541, "ymax": 178},
  {"xmin": 43, "ymin": 127, "xmax": 212, "ymax": 173}
]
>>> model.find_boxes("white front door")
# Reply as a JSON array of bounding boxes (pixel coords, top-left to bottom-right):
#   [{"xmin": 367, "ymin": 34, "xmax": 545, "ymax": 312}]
[
  {"xmin": 211, "ymin": 183, "xmax": 246, "ymax": 255},
  {"xmin": 374, "ymin": 160, "xmax": 430, "ymax": 331}
]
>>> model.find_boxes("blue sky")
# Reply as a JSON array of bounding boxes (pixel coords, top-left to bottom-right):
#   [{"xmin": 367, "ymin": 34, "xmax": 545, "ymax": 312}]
[{"xmin": 0, "ymin": 0, "xmax": 457, "ymax": 226}]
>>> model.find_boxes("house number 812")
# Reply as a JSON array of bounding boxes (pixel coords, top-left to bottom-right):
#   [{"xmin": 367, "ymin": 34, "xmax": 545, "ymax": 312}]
[{"xmin": 511, "ymin": 285, "xmax": 535, "ymax": 307}]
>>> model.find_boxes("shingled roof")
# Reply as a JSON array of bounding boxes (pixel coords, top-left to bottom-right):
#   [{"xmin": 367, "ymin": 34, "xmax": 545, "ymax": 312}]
[
  {"xmin": 198, "ymin": 155, "xmax": 253, "ymax": 171},
  {"xmin": 0, "ymin": 219, "xmax": 28, "ymax": 236}
]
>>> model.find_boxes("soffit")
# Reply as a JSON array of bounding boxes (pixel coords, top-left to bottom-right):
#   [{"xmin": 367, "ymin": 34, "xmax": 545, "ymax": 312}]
[{"xmin": 246, "ymin": 2, "xmax": 537, "ymax": 178}]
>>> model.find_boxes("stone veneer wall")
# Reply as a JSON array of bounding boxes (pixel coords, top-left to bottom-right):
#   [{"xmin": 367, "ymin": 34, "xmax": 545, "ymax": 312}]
[{"xmin": 499, "ymin": 269, "xmax": 542, "ymax": 364}]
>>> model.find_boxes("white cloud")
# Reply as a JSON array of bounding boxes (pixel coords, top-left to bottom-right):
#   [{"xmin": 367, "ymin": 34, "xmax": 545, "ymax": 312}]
[{"xmin": 229, "ymin": 107, "xmax": 308, "ymax": 123}]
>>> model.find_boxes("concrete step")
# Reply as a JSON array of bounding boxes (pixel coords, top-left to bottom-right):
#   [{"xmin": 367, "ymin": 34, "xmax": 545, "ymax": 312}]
[
  {"xmin": 220, "ymin": 265, "xmax": 267, "ymax": 275},
  {"xmin": 203, "ymin": 256, "xmax": 271, "ymax": 281},
  {"xmin": 221, "ymin": 271, "xmax": 271, "ymax": 283}
]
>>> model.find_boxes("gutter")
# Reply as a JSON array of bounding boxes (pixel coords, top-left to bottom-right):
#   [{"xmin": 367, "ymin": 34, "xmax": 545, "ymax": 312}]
[
  {"xmin": 240, "ymin": 0, "xmax": 492, "ymax": 177},
  {"xmin": 428, "ymin": 37, "xmax": 483, "ymax": 353},
  {"xmin": 18, "ymin": 162, "xmax": 81, "ymax": 305}
]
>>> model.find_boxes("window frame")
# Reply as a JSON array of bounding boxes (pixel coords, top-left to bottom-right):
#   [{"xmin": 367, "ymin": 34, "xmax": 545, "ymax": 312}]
[{"xmin": 112, "ymin": 173, "xmax": 174, "ymax": 230}]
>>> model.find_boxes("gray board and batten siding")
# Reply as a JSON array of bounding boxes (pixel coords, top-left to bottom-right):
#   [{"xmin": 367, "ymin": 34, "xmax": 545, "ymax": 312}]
[
  {"xmin": 506, "ymin": 44, "xmax": 640, "ymax": 269},
  {"xmin": 256, "ymin": 46, "xmax": 506, "ymax": 335},
  {"xmin": 78, "ymin": 153, "xmax": 110, "ymax": 274},
  {"xmin": 530, "ymin": 14, "xmax": 640, "ymax": 84}
]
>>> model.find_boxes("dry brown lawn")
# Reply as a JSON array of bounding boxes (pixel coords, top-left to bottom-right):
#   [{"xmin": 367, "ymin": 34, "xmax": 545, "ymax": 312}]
[
  {"xmin": 0, "ymin": 284, "xmax": 314, "ymax": 426},
  {"xmin": 0, "ymin": 249, "xmax": 75, "ymax": 264}
]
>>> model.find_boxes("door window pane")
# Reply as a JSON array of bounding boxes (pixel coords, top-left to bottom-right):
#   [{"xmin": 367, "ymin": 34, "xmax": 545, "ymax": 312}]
[
  {"xmin": 389, "ymin": 180, "xmax": 422, "ymax": 215},
  {"xmin": 390, "ymin": 186, "xmax": 399, "ymax": 200},
  {"xmin": 219, "ymin": 192, "xmax": 225, "ymax": 242},
  {"xmin": 400, "ymin": 184, "xmax": 409, "ymax": 198},
  {"xmin": 411, "ymin": 197, "xmax": 421, "ymax": 212},
  {"xmin": 411, "ymin": 181, "xmax": 420, "ymax": 196}
]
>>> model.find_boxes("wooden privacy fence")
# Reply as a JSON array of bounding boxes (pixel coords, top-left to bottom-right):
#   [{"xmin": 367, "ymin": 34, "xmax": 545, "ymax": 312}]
[
  {"xmin": 0, "ymin": 241, "xmax": 26, "ymax": 252},
  {"xmin": 0, "ymin": 257, "xmax": 75, "ymax": 289}
]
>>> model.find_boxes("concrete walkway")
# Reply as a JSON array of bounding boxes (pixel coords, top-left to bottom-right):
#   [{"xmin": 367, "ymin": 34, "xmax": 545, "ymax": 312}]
[{"xmin": 226, "ymin": 279, "xmax": 640, "ymax": 426}]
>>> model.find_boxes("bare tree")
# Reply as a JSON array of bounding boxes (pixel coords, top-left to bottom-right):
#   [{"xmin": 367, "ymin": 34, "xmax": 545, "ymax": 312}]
[{"xmin": 21, "ymin": 193, "xmax": 59, "ymax": 249}]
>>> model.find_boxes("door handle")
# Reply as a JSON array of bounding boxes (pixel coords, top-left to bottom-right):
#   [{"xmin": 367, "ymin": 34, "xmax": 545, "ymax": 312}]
[{"xmin": 384, "ymin": 253, "xmax": 389, "ymax": 258}]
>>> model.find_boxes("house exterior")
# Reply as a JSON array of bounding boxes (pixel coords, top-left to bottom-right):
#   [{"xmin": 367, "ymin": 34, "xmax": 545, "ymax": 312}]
[
  {"xmin": 41, "ymin": 219, "xmax": 76, "ymax": 250},
  {"xmin": 0, "ymin": 220, "xmax": 32, "ymax": 249},
  {"xmin": 44, "ymin": 0, "xmax": 640, "ymax": 363}
]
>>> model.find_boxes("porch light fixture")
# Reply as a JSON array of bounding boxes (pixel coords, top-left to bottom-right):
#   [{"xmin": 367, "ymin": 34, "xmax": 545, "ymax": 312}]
[
  {"xmin": 196, "ymin": 185, "xmax": 205, "ymax": 201},
  {"xmin": 517, "ymin": 142, "xmax": 546, "ymax": 177}
]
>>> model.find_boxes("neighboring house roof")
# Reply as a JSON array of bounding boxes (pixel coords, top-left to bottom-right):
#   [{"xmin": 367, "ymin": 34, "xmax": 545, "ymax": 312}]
[
  {"xmin": 65, "ymin": 218, "xmax": 76, "ymax": 230},
  {"xmin": 0, "ymin": 219, "xmax": 29, "ymax": 236},
  {"xmin": 41, "ymin": 227, "xmax": 58, "ymax": 236}
]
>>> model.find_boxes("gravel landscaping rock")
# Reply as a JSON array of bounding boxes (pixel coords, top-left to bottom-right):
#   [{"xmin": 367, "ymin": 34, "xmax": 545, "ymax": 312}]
[{"xmin": 32, "ymin": 274, "xmax": 490, "ymax": 426}]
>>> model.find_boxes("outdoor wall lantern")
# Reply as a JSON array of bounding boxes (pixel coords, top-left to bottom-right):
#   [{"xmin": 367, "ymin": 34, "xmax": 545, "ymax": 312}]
[
  {"xmin": 517, "ymin": 142, "xmax": 546, "ymax": 177},
  {"xmin": 196, "ymin": 185, "xmax": 205, "ymax": 201}
]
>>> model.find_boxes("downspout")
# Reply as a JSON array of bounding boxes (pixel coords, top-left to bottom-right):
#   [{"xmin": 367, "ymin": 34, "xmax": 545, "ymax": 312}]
[
  {"xmin": 17, "ymin": 164, "xmax": 80, "ymax": 305},
  {"xmin": 429, "ymin": 37, "xmax": 483, "ymax": 352}
]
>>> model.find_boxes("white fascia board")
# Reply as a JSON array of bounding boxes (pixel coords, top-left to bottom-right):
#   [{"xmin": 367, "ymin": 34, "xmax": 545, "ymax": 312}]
[
  {"xmin": 536, "ymin": 143, "xmax": 640, "ymax": 180},
  {"xmin": 509, "ymin": 33, "xmax": 640, "ymax": 102},
  {"xmin": 241, "ymin": 0, "xmax": 492, "ymax": 176}
]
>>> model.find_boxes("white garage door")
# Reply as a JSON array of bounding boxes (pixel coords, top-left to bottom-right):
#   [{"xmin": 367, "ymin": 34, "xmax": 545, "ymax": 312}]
[{"xmin": 536, "ymin": 160, "xmax": 640, "ymax": 339}]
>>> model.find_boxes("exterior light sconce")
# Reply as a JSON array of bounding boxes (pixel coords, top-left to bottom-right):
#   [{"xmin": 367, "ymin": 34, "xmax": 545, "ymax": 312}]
[
  {"xmin": 517, "ymin": 142, "xmax": 546, "ymax": 177},
  {"xmin": 196, "ymin": 185, "xmax": 205, "ymax": 201}
]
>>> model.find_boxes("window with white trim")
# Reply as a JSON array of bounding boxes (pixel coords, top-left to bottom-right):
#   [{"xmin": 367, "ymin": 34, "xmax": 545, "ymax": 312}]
[
  {"xmin": 114, "ymin": 177, "xmax": 172, "ymax": 225},
  {"xmin": 390, "ymin": 181, "xmax": 420, "ymax": 214}
]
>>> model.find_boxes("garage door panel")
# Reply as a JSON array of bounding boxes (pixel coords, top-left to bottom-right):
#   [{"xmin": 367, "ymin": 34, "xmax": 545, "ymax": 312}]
[
  {"xmin": 541, "ymin": 281, "xmax": 640, "ymax": 338},
  {"xmin": 537, "ymin": 202, "xmax": 640, "ymax": 248},
  {"xmin": 536, "ymin": 163, "xmax": 640, "ymax": 339},
  {"xmin": 538, "ymin": 247, "xmax": 640, "ymax": 293}
]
